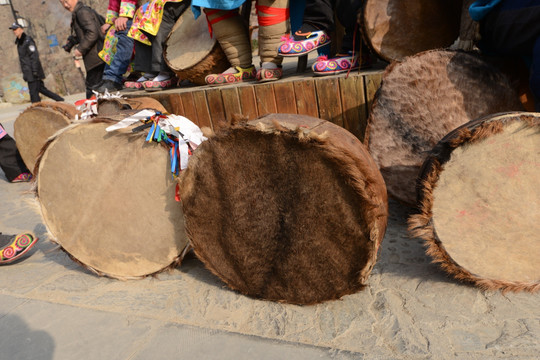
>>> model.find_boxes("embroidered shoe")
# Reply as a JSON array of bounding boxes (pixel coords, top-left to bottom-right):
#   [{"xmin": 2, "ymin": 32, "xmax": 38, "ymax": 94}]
[
  {"xmin": 256, "ymin": 67, "xmax": 283, "ymax": 82},
  {"xmin": 205, "ymin": 65, "xmax": 257, "ymax": 85},
  {"xmin": 278, "ymin": 30, "xmax": 331, "ymax": 57},
  {"xmin": 124, "ymin": 75, "xmax": 152, "ymax": 90},
  {"xmin": 143, "ymin": 76, "xmax": 178, "ymax": 92},
  {"xmin": 312, "ymin": 52, "xmax": 372, "ymax": 76},
  {"xmin": 0, "ymin": 232, "xmax": 38, "ymax": 264},
  {"xmin": 11, "ymin": 172, "xmax": 32, "ymax": 183}
]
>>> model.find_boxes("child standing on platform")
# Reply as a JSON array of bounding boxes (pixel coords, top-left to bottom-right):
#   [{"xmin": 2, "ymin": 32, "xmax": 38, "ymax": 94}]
[{"xmin": 191, "ymin": 0, "xmax": 289, "ymax": 85}]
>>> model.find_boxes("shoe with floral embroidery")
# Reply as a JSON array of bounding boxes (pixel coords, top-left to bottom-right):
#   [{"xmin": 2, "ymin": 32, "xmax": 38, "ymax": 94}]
[
  {"xmin": 312, "ymin": 52, "xmax": 372, "ymax": 76},
  {"xmin": 278, "ymin": 30, "xmax": 330, "ymax": 57},
  {"xmin": 256, "ymin": 67, "xmax": 283, "ymax": 82},
  {"xmin": 205, "ymin": 65, "xmax": 257, "ymax": 85},
  {"xmin": 11, "ymin": 172, "xmax": 32, "ymax": 183},
  {"xmin": 0, "ymin": 232, "xmax": 38, "ymax": 264}
]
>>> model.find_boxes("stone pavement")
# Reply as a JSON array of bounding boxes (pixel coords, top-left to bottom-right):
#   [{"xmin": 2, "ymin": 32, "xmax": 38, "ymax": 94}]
[{"xmin": 0, "ymin": 97, "xmax": 539, "ymax": 360}]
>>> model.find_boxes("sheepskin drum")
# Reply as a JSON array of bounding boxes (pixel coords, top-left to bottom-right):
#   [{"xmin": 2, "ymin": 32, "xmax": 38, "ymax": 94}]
[
  {"xmin": 36, "ymin": 120, "xmax": 188, "ymax": 279},
  {"xmin": 179, "ymin": 114, "xmax": 388, "ymax": 304},
  {"xmin": 362, "ymin": 0, "xmax": 462, "ymax": 62},
  {"xmin": 367, "ymin": 50, "xmax": 523, "ymax": 205},
  {"xmin": 14, "ymin": 102, "xmax": 78, "ymax": 173},
  {"xmin": 164, "ymin": 7, "xmax": 229, "ymax": 85},
  {"xmin": 409, "ymin": 112, "xmax": 540, "ymax": 292}
]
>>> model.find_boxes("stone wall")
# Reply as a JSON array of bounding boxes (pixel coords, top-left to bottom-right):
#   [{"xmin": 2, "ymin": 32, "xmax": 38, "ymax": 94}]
[{"xmin": 0, "ymin": 0, "xmax": 108, "ymax": 102}]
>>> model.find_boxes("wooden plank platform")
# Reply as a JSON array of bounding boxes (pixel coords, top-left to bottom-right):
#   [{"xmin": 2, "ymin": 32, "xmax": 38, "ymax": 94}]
[{"xmin": 129, "ymin": 65, "xmax": 385, "ymax": 142}]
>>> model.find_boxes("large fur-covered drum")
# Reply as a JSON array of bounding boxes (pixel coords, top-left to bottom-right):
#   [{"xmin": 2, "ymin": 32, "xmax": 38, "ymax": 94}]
[
  {"xmin": 179, "ymin": 114, "xmax": 388, "ymax": 304},
  {"xmin": 14, "ymin": 102, "xmax": 78, "ymax": 173},
  {"xmin": 367, "ymin": 50, "xmax": 523, "ymax": 205},
  {"xmin": 409, "ymin": 112, "xmax": 539, "ymax": 292},
  {"xmin": 36, "ymin": 120, "xmax": 188, "ymax": 279},
  {"xmin": 164, "ymin": 7, "xmax": 230, "ymax": 85},
  {"xmin": 362, "ymin": 0, "xmax": 462, "ymax": 62}
]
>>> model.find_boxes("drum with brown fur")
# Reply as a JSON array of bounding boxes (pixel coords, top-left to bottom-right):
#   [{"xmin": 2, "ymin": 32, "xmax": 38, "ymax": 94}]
[
  {"xmin": 178, "ymin": 114, "xmax": 388, "ymax": 304},
  {"xmin": 14, "ymin": 102, "xmax": 78, "ymax": 173},
  {"xmin": 366, "ymin": 50, "xmax": 523, "ymax": 205},
  {"xmin": 362, "ymin": 0, "xmax": 462, "ymax": 62},
  {"xmin": 36, "ymin": 120, "xmax": 188, "ymax": 279},
  {"xmin": 409, "ymin": 112, "xmax": 540, "ymax": 293},
  {"xmin": 164, "ymin": 7, "xmax": 230, "ymax": 85}
]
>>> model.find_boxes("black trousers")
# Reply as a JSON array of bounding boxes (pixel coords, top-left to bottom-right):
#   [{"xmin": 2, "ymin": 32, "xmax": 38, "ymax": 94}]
[
  {"xmin": 0, "ymin": 124, "xmax": 29, "ymax": 182},
  {"xmin": 481, "ymin": 0, "xmax": 540, "ymax": 110},
  {"xmin": 303, "ymin": 0, "xmax": 364, "ymax": 52},
  {"xmin": 134, "ymin": 1, "xmax": 189, "ymax": 74},
  {"xmin": 27, "ymin": 80, "xmax": 64, "ymax": 103},
  {"xmin": 85, "ymin": 63, "xmax": 105, "ymax": 99}
]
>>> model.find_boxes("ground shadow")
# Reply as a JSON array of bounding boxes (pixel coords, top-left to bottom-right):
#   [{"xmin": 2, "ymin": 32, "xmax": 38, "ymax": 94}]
[{"xmin": 0, "ymin": 314, "xmax": 55, "ymax": 360}]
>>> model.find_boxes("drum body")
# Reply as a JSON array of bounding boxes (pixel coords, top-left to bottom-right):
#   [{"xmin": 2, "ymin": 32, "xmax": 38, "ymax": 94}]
[
  {"xmin": 362, "ymin": 0, "xmax": 462, "ymax": 62},
  {"xmin": 179, "ymin": 114, "xmax": 388, "ymax": 304},
  {"xmin": 409, "ymin": 112, "xmax": 539, "ymax": 292},
  {"xmin": 36, "ymin": 120, "xmax": 188, "ymax": 279},
  {"xmin": 367, "ymin": 50, "xmax": 523, "ymax": 205},
  {"xmin": 164, "ymin": 7, "xmax": 230, "ymax": 85},
  {"xmin": 14, "ymin": 102, "xmax": 78, "ymax": 173}
]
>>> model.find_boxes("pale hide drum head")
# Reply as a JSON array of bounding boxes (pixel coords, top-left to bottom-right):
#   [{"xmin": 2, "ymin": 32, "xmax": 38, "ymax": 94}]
[
  {"xmin": 366, "ymin": 50, "xmax": 524, "ymax": 205},
  {"xmin": 179, "ymin": 114, "xmax": 388, "ymax": 304},
  {"xmin": 14, "ymin": 102, "xmax": 78, "ymax": 173},
  {"xmin": 409, "ymin": 112, "xmax": 540, "ymax": 292},
  {"xmin": 36, "ymin": 120, "xmax": 188, "ymax": 279},
  {"xmin": 164, "ymin": 7, "xmax": 230, "ymax": 85}
]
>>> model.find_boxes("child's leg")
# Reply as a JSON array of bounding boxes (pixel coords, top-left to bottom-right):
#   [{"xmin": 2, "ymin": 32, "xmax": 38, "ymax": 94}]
[
  {"xmin": 102, "ymin": 20, "xmax": 135, "ymax": 86},
  {"xmin": 204, "ymin": 8, "xmax": 253, "ymax": 68},
  {"xmin": 153, "ymin": 2, "xmax": 190, "ymax": 76},
  {"xmin": 203, "ymin": 8, "xmax": 256, "ymax": 85},
  {"xmin": 256, "ymin": 0, "xmax": 290, "ymax": 81}
]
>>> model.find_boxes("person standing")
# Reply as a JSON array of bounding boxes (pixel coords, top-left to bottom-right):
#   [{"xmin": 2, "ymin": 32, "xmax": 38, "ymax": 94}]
[
  {"xmin": 10, "ymin": 23, "xmax": 64, "ymax": 103},
  {"xmin": 60, "ymin": 0, "xmax": 106, "ymax": 99}
]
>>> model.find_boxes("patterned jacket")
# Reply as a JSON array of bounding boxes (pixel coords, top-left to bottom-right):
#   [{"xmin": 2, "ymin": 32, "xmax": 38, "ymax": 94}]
[{"xmin": 105, "ymin": 0, "xmax": 141, "ymax": 24}]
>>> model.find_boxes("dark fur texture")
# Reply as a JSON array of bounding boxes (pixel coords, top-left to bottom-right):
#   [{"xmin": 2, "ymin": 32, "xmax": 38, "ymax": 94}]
[
  {"xmin": 409, "ymin": 112, "xmax": 540, "ymax": 293},
  {"xmin": 367, "ymin": 50, "xmax": 523, "ymax": 205},
  {"xmin": 179, "ymin": 114, "xmax": 388, "ymax": 304}
]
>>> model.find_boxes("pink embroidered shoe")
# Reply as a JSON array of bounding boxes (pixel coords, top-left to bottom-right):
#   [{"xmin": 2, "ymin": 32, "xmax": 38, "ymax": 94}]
[
  {"xmin": 256, "ymin": 67, "xmax": 283, "ymax": 82},
  {"xmin": 143, "ymin": 76, "xmax": 178, "ymax": 92},
  {"xmin": 312, "ymin": 52, "xmax": 372, "ymax": 76},
  {"xmin": 205, "ymin": 65, "xmax": 257, "ymax": 85},
  {"xmin": 0, "ymin": 232, "xmax": 38, "ymax": 264},
  {"xmin": 11, "ymin": 172, "xmax": 32, "ymax": 183},
  {"xmin": 278, "ymin": 30, "xmax": 330, "ymax": 57},
  {"xmin": 124, "ymin": 75, "xmax": 150, "ymax": 90}
]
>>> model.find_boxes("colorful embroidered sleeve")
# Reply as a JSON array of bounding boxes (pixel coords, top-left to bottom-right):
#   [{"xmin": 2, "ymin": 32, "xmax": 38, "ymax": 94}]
[
  {"xmin": 106, "ymin": 10, "xmax": 118, "ymax": 24},
  {"xmin": 107, "ymin": 0, "xmax": 121, "ymax": 24},
  {"xmin": 119, "ymin": 0, "xmax": 138, "ymax": 18}
]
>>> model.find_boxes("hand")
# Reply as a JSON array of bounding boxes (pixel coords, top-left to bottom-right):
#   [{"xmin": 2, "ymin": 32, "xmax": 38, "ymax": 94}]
[
  {"xmin": 101, "ymin": 23, "xmax": 111, "ymax": 35},
  {"xmin": 115, "ymin": 17, "xmax": 129, "ymax": 31},
  {"xmin": 74, "ymin": 48, "xmax": 83, "ymax": 57}
]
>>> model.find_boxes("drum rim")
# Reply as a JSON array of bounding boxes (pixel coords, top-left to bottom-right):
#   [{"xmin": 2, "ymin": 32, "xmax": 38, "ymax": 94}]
[{"xmin": 409, "ymin": 111, "xmax": 540, "ymax": 293}]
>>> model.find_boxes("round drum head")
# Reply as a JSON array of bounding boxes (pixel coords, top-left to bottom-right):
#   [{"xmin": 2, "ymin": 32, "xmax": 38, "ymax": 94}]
[
  {"xmin": 179, "ymin": 114, "xmax": 388, "ymax": 304},
  {"xmin": 410, "ymin": 112, "xmax": 540, "ymax": 292},
  {"xmin": 362, "ymin": 0, "xmax": 461, "ymax": 62},
  {"xmin": 164, "ymin": 7, "xmax": 229, "ymax": 85},
  {"xmin": 37, "ymin": 121, "xmax": 188, "ymax": 279},
  {"xmin": 367, "ymin": 50, "xmax": 523, "ymax": 205},
  {"xmin": 14, "ymin": 102, "xmax": 78, "ymax": 173}
]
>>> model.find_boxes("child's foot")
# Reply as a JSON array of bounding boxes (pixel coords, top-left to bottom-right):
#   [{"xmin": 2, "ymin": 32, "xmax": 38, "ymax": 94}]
[
  {"xmin": 0, "ymin": 232, "xmax": 38, "ymax": 264},
  {"xmin": 256, "ymin": 62, "xmax": 283, "ymax": 82},
  {"xmin": 312, "ymin": 52, "xmax": 372, "ymax": 76},
  {"xmin": 205, "ymin": 65, "xmax": 257, "ymax": 85},
  {"xmin": 142, "ymin": 73, "xmax": 178, "ymax": 92},
  {"xmin": 278, "ymin": 24, "xmax": 330, "ymax": 57},
  {"xmin": 11, "ymin": 172, "xmax": 32, "ymax": 183},
  {"xmin": 124, "ymin": 74, "xmax": 154, "ymax": 90}
]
